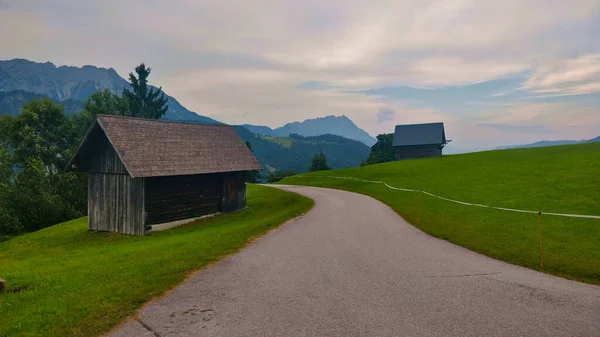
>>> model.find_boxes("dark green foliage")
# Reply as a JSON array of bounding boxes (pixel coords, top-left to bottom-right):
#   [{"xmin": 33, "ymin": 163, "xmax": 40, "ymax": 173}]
[
  {"xmin": 0, "ymin": 143, "xmax": 13, "ymax": 185},
  {"xmin": 122, "ymin": 63, "xmax": 168, "ymax": 119},
  {"xmin": 0, "ymin": 207, "xmax": 21, "ymax": 241},
  {"xmin": 234, "ymin": 126, "xmax": 370, "ymax": 174},
  {"xmin": 5, "ymin": 99, "xmax": 78, "ymax": 174},
  {"xmin": 266, "ymin": 170, "xmax": 296, "ymax": 183},
  {"xmin": 83, "ymin": 89, "xmax": 130, "ymax": 118},
  {"xmin": 309, "ymin": 152, "xmax": 331, "ymax": 172},
  {"xmin": 72, "ymin": 89, "xmax": 131, "ymax": 135},
  {"xmin": 0, "ymin": 99, "xmax": 87, "ymax": 236},
  {"xmin": 5, "ymin": 159, "xmax": 80, "ymax": 233},
  {"xmin": 364, "ymin": 133, "xmax": 396, "ymax": 165},
  {"xmin": 244, "ymin": 141, "xmax": 261, "ymax": 183}
]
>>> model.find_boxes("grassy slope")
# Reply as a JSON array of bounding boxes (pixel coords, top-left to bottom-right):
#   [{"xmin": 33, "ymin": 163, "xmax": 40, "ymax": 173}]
[
  {"xmin": 280, "ymin": 143, "xmax": 600, "ymax": 284},
  {"xmin": 261, "ymin": 135, "xmax": 294, "ymax": 148},
  {"xmin": 0, "ymin": 185, "xmax": 313, "ymax": 337}
]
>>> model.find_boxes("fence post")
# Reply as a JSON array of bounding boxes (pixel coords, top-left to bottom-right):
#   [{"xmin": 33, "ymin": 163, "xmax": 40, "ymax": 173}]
[{"xmin": 538, "ymin": 211, "xmax": 543, "ymax": 268}]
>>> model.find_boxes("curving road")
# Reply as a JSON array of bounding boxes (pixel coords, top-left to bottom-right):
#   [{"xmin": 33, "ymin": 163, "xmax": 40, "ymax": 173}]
[{"xmin": 110, "ymin": 185, "xmax": 600, "ymax": 337}]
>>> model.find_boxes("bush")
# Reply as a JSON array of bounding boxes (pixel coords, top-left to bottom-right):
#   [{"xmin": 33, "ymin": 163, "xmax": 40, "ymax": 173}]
[{"xmin": 0, "ymin": 206, "xmax": 23, "ymax": 242}]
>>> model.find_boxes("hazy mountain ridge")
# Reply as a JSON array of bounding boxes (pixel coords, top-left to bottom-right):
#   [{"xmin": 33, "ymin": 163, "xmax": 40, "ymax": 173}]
[
  {"xmin": 496, "ymin": 137, "xmax": 599, "ymax": 150},
  {"xmin": 0, "ymin": 89, "xmax": 85, "ymax": 116},
  {"xmin": 242, "ymin": 115, "xmax": 377, "ymax": 146},
  {"xmin": 234, "ymin": 126, "xmax": 370, "ymax": 173},
  {"xmin": 0, "ymin": 59, "xmax": 219, "ymax": 123}
]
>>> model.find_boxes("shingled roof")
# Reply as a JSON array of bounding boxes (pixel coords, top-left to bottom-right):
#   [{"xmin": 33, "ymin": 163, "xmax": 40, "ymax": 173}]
[
  {"xmin": 67, "ymin": 115, "xmax": 262, "ymax": 178},
  {"xmin": 393, "ymin": 122, "xmax": 446, "ymax": 147}
]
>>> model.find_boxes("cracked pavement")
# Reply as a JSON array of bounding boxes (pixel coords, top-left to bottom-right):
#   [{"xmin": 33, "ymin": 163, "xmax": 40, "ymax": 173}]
[{"xmin": 108, "ymin": 185, "xmax": 600, "ymax": 337}]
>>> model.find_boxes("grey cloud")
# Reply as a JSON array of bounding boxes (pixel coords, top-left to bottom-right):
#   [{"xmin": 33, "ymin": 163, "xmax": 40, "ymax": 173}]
[{"xmin": 377, "ymin": 107, "xmax": 396, "ymax": 124}]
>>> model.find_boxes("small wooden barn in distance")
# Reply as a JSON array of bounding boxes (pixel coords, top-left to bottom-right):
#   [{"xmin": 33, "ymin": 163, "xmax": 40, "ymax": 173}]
[
  {"xmin": 66, "ymin": 115, "xmax": 263, "ymax": 235},
  {"xmin": 393, "ymin": 122, "xmax": 450, "ymax": 160}
]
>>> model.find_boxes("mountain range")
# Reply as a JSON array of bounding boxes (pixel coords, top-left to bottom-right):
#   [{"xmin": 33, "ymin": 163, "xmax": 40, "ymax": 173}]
[
  {"xmin": 0, "ymin": 58, "xmax": 373, "ymax": 173},
  {"xmin": 0, "ymin": 59, "xmax": 219, "ymax": 123},
  {"xmin": 242, "ymin": 115, "xmax": 376, "ymax": 146},
  {"xmin": 496, "ymin": 137, "xmax": 600, "ymax": 150}
]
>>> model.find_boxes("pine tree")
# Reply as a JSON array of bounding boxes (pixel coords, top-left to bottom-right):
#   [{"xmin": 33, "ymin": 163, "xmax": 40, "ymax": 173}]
[
  {"xmin": 309, "ymin": 151, "xmax": 331, "ymax": 172},
  {"xmin": 122, "ymin": 63, "xmax": 168, "ymax": 119}
]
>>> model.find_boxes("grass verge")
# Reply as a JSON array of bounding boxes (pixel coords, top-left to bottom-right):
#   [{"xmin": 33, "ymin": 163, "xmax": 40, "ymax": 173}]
[
  {"xmin": 280, "ymin": 143, "xmax": 600, "ymax": 285},
  {"xmin": 0, "ymin": 184, "xmax": 313, "ymax": 337}
]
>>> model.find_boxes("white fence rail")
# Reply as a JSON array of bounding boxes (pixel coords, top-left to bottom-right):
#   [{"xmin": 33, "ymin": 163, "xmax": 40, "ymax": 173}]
[{"xmin": 296, "ymin": 175, "xmax": 600, "ymax": 220}]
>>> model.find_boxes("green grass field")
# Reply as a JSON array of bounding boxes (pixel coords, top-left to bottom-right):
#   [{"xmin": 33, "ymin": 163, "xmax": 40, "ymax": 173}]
[
  {"xmin": 280, "ymin": 143, "xmax": 600, "ymax": 284},
  {"xmin": 0, "ymin": 185, "xmax": 313, "ymax": 337},
  {"xmin": 261, "ymin": 135, "xmax": 295, "ymax": 148}
]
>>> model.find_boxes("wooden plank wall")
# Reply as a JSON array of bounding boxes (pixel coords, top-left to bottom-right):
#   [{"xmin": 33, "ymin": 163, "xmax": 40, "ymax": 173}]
[
  {"xmin": 222, "ymin": 171, "xmax": 247, "ymax": 213},
  {"xmin": 89, "ymin": 136, "xmax": 128, "ymax": 174},
  {"xmin": 144, "ymin": 173, "xmax": 222, "ymax": 225},
  {"xmin": 88, "ymin": 134, "xmax": 145, "ymax": 235},
  {"xmin": 88, "ymin": 174, "xmax": 145, "ymax": 235},
  {"xmin": 395, "ymin": 145, "xmax": 443, "ymax": 161}
]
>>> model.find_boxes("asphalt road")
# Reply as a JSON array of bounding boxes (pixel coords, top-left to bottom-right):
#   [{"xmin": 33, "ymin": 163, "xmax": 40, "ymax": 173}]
[{"xmin": 110, "ymin": 185, "xmax": 600, "ymax": 337}]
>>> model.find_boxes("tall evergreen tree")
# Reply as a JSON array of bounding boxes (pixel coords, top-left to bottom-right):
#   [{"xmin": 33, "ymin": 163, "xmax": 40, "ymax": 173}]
[
  {"xmin": 122, "ymin": 63, "xmax": 168, "ymax": 119},
  {"xmin": 309, "ymin": 152, "xmax": 331, "ymax": 172}
]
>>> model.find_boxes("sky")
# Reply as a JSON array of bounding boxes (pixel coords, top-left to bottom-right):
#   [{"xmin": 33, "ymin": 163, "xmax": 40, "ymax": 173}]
[{"xmin": 1, "ymin": 0, "xmax": 599, "ymax": 150}]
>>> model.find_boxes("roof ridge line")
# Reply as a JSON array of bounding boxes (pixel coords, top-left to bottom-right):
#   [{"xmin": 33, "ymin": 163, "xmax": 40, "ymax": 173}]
[{"xmin": 97, "ymin": 114, "xmax": 230, "ymax": 127}]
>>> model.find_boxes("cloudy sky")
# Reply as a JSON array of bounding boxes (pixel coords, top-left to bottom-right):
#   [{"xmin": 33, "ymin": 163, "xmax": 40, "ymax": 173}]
[{"xmin": 1, "ymin": 0, "xmax": 599, "ymax": 149}]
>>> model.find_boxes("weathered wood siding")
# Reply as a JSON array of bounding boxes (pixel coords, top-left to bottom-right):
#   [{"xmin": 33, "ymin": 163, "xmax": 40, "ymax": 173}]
[
  {"xmin": 144, "ymin": 173, "xmax": 222, "ymax": 225},
  {"xmin": 88, "ymin": 134, "xmax": 145, "ymax": 235},
  {"xmin": 395, "ymin": 145, "xmax": 443, "ymax": 161},
  {"xmin": 222, "ymin": 171, "xmax": 247, "ymax": 212},
  {"xmin": 88, "ymin": 173, "xmax": 145, "ymax": 235},
  {"xmin": 89, "ymin": 135, "xmax": 128, "ymax": 174}
]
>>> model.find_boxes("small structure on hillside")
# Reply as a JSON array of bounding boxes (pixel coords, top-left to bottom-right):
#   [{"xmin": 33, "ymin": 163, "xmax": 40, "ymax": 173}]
[
  {"xmin": 393, "ymin": 122, "xmax": 450, "ymax": 160},
  {"xmin": 66, "ymin": 115, "xmax": 262, "ymax": 235}
]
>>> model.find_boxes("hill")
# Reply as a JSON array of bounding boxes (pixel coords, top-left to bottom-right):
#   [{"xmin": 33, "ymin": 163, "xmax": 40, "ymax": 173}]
[
  {"xmin": 280, "ymin": 143, "xmax": 600, "ymax": 284},
  {"xmin": 496, "ymin": 138, "xmax": 598, "ymax": 149},
  {"xmin": 234, "ymin": 126, "xmax": 370, "ymax": 173},
  {"xmin": 0, "ymin": 59, "xmax": 219, "ymax": 123},
  {"xmin": 242, "ymin": 115, "xmax": 377, "ymax": 146}
]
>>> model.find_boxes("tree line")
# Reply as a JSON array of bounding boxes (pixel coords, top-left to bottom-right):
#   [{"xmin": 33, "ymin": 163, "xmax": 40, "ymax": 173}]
[
  {"xmin": 0, "ymin": 63, "xmax": 168, "ymax": 241},
  {"xmin": 263, "ymin": 151, "xmax": 331, "ymax": 183}
]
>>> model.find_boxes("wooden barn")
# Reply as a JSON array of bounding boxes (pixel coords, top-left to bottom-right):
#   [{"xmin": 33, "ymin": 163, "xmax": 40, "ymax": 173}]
[
  {"xmin": 66, "ymin": 115, "xmax": 262, "ymax": 235},
  {"xmin": 393, "ymin": 122, "xmax": 450, "ymax": 160}
]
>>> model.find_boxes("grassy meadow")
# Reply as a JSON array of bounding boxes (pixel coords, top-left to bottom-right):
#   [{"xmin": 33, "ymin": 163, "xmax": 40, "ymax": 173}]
[
  {"xmin": 0, "ymin": 185, "xmax": 313, "ymax": 337},
  {"xmin": 280, "ymin": 143, "xmax": 600, "ymax": 284}
]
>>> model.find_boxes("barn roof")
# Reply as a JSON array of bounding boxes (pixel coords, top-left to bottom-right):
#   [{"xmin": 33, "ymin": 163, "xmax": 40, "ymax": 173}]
[
  {"xmin": 67, "ymin": 115, "xmax": 263, "ymax": 178},
  {"xmin": 393, "ymin": 122, "xmax": 446, "ymax": 147}
]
